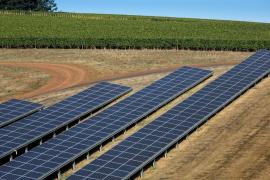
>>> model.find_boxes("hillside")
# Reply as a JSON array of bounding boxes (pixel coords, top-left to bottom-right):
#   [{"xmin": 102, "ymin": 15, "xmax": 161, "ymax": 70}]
[{"xmin": 0, "ymin": 11, "xmax": 270, "ymax": 50}]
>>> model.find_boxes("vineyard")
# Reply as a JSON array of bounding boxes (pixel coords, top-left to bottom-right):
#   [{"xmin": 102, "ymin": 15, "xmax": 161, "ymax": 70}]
[{"xmin": 0, "ymin": 11, "xmax": 270, "ymax": 50}]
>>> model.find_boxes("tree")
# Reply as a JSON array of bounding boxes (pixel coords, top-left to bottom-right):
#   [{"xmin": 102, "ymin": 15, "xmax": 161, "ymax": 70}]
[{"xmin": 0, "ymin": 0, "xmax": 57, "ymax": 12}]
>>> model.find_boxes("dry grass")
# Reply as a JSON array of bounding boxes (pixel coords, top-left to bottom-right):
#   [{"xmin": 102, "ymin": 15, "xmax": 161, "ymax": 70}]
[
  {"xmin": 0, "ymin": 65, "xmax": 49, "ymax": 101},
  {"xmin": 0, "ymin": 49, "xmax": 250, "ymax": 77}
]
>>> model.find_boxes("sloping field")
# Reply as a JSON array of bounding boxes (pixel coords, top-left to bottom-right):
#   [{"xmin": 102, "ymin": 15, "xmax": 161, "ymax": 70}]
[
  {"xmin": 0, "ymin": 49, "xmax": 268, "ymax": 179},
  {"xmin": 143, "ymin": 77, "xmax": 270, "ymax": 180},
  {"xmin": 0, "ymin": 11, "xmax": 270, "ymax": 50}
]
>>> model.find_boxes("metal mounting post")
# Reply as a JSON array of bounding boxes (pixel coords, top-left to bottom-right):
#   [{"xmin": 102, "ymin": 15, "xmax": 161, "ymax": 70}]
[
  {"xmin": 72, "ymin": 162, "xmax": 76, "ymax": 170},
  {"xmin": 140, "ymin": 169, "xmax": 144, "ymax": 178},
  {"xmin": 164, "ymin": 151, "xmax": 168, "ymax": 158},
  {"xmin": 153, "ymin": 160, "xmax": 156, "ymax": 168},
  {"xmin": 58, "ymin": 171, "xmax": 61, "ymax": 180},
  {"xmin": 99, "ymin": 145, "xmax": 103, "ymax": 152}
]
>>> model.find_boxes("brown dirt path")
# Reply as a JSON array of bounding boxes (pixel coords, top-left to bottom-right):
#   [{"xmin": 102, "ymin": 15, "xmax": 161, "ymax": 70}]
[
  {"xmin": 0, "ymin": 61, "xmax": 237, "ymax": 100},
  {"xmin": 0, "ymin": 62, "xmax": 96, "ymax": 99}
]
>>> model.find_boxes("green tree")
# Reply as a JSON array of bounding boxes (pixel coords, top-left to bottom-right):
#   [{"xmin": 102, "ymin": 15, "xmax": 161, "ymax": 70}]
[{"xmin": 0, "ymin": 0, "xmax": 57, "ymax": 12}]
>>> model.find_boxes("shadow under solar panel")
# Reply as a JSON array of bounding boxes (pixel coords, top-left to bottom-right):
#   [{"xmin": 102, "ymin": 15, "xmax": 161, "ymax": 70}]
[
  {"xmin": 68, "ymin": 50, "xmax": 270, "ymax": 180},
  {"xmin": 0, "ymin": 82, "xmax": 131, "ymax": 164},
  {"xmin": 0, "ymin": 99, "xmax": 43, "ymax": 128},
  {"xmin": 0, "ymin": 67, "xmax": 212, "ymax": 180}
]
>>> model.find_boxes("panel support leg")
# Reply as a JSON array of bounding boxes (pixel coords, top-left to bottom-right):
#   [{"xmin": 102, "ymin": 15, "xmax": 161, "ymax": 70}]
[
  {"xmin": 164, "ymin": 151, "xmax": 168, "ymax": 158},
  {"xmin": 86, "ymin": 153, "xmax": 90, "ymax": 160},
  {"xmin": 72, "ymin": 162, "xmax": 76, "ymax": 170},
  {"xmin": 176, "ymin": 142, "xmax": 179, "ymax": 148},
  {"xmin": 124, "ymin": 129, "xmax": 127, "ymax": 134},
  {"xmin": 53, "ymin": 133, "xmax": 56, "ymax": 138},
  {"xmin": 152, "ymin": 160, "xmax": 156, "ymax": 169},
  {"xmin": 25, "ymin": 147, "xmax": 28, "ymax": 153},
  {"xmin": 58, "ymin": 171, "xmax": 61, "ymax": 180},
  {"xmin": 140, "ymin": 169, "xmax": 144, "ymax": 179},
  {"xmin": 112, "ymin": 136, "xmax": 115, "ymax": 142},
  {"xmin": 10, "ymin": 155, "xmax": 13, "ymax": 161},
  {"xmin": 39, "ymin": 139, "xmax": 42, "ymax": 145},
  {"xmin": 99, "ymin": 145, "xmax": 103, "ymax": 152},
  {"xmin": 66, "ymin": 126, "xmax": 69, "ymax": 131}
]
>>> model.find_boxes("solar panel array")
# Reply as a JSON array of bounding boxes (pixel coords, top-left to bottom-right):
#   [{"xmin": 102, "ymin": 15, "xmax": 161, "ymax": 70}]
[
  {"xmin": 69, "ymin": 50, "xmax": 270, "ymax": 180},
  {"xmin": 0, "ymin": 67, "xmax": 212, "ymax": 180},
  {"xmin": 0, "ymin": 99, "xmax": 42, "ymax": 128},
  {"xmin": 0, "ymin": 82, "xmax": 131, "ymax": 162}
]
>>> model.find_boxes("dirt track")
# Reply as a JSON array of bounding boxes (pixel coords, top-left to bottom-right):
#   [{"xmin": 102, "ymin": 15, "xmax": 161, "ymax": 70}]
[
  {"xmin": 0, "ymin": 62, "xmax": 96, "ymax": 99},
  {"xmin": 0, "ymin": 61, "xmax": 237, "ymax": 100}
]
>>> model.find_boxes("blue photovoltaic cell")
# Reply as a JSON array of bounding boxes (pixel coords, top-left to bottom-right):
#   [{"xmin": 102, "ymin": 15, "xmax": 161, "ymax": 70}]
[
  {"xmin": 0, "ymin": 99, "xmax": 42, "ymax": 128},
  {"xmin": 68, "ymin": 50, "xmax": 270, "ymax": 180},
  {"xmin": 0, "ymin": 82, "xmax": 131, "ymax": 162},
  {"xmin": 0, "ymin": 67, "xmax": 212, "ymax": 180}
]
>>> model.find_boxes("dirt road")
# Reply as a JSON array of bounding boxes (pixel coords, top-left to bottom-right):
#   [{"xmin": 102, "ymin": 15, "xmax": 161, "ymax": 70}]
[
  {"xmin": 0, "ymin": 62, "xmax": 96, "ymax": 99},
  {"xmin": 0, "ymin": 61, "xmax": 237, "ymax": 100}
]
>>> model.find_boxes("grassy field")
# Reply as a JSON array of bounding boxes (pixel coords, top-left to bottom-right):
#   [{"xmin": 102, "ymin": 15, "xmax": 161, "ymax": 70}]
[{"xmin": 0, "ymin": 11, "xmax": 270, "ymax": 50}]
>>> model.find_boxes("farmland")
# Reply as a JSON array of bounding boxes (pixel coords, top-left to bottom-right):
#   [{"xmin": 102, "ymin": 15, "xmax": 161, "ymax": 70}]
[{"xmin": 0, "ymin": 11, "xmax": 270, "ymax": 50}]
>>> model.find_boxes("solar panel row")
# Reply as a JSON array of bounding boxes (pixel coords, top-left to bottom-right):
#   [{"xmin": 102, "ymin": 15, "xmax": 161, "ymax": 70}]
[
  {"xmin": 0, "ymin": 67, "xmax": 212, "ymax": 180},
  {"xmin": 0, "ymin": 82, "xmax": 131, "ymax": 163},
  {"xmin": 69, "ymin": 50, "xmax": 270, "ymax": 180},
  {"xmin": 0, "ymin": 99, "xmax": 43, "ymax": 128}
]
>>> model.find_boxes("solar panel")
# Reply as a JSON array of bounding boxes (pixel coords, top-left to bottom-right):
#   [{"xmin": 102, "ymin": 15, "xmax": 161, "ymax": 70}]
[
  {"xmin": 0, "ymin": 67, "xmax": 212, "ymax": 180},
  {"xmin": 0, "ymin": 99, "xmax": 43, "ymax": 128},
  {"xmin": 0, "ymin": 82, "xmax": 131, "ymax": 164},
  {"xmin": 68, "ymin": 50, "xmax": 270, "ymax": 180}
]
